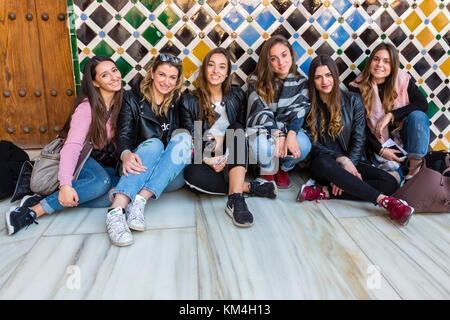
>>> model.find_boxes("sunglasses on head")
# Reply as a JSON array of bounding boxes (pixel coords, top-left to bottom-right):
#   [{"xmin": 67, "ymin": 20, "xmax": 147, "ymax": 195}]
[{"xmin": 159, "ymin": 53, "xmax": 181, "ymax": 64}]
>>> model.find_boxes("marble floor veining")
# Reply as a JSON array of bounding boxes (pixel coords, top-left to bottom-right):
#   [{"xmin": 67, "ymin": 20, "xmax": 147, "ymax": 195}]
[{"xmin": 0, "ymin": 171, "xmax": 448, "ymax": 300}]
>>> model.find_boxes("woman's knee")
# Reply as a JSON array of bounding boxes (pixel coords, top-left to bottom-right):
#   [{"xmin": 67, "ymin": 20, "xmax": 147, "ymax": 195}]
[
  {"xmin": 136, "ymin": 138, "xmax": 165, "ymax": 155},
  {"xmin": 296, "ymin": 130, "xmax": 312, "ymax": 160},
  {"xmin": 406, "ymin": 111, "xmax": 430, "ymax": 130}
]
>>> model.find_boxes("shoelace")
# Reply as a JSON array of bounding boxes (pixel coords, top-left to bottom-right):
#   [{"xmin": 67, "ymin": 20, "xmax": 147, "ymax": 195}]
[
  {"xmin": 231, "ymin": 195, "xmax": 249, "ymax": 213},
  {"xmin": 128, "ymin": 202, "xmax": 145, "ymax": 224}
]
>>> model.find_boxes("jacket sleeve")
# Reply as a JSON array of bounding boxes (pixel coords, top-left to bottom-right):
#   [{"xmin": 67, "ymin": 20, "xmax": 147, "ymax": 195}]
[
  {"xmin": 178, "ymin": 95, "xmax": 196, "ymax": 137},
  {"xmin": 233, "ymin": 87, "xmax": 247, "ymax": 127},
  {"xmin": 116, "ymin": 90, "xmax": 138, "ymax": 155},
  {"xmin": 347, "ymin": 94, "xmax": 366, "ymax": 165}
]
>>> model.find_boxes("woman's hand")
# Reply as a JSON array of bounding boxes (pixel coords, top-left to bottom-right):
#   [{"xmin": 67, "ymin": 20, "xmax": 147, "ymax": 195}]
[
  {"xmin": 58, "ymin": 185, "xmax": 79, "ymax": 207},
  {"xmin": 122, "ymin": 151, "xmax": 147, "ymax": 177},
  {"xmin": 381, "ymin": 148, "xmax": 405, "ymax": 162},
  {"xmin": 330, "ymin": 182, "xmax": 343, "ymax": 196},
  {"xmin": 203, "ymin": 155, "xmax": 227, "ymax": 173},
  {"xmin": 337, "ymin": 156, "xmax": 362, "ymax": 180},
  {"xmin": 208, "ymin": 135, "xmax": 225, "ymax": 154},
  {"xmin": 284, "ymin": 130, "xmax": 301, "ymax": 159},
  {"xmin": 375, "ymin": 112, "xmax": 393, "ymax": 143}
]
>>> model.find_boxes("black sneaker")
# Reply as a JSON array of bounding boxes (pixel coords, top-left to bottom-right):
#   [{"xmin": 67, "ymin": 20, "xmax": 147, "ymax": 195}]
[
  {"xmin": 249, "ymin": 178, "xmax": 278, "ymax": 199},
  {"xmin": 20, "ymin": 194, "xmax": 44, "ymax": 208},
  {"xmin": 5, "ymin": 206, "xmax": 38, "ymax": 236},
  {"xmin": 225, "ymin": 193, "xmax": 254, "ymax": 227}
]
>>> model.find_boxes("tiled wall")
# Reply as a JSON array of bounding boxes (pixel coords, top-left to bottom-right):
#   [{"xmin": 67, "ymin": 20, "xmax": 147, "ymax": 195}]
[{"xmin": 69, "ymin": 0, "xmax": 449, "ymax": 150}]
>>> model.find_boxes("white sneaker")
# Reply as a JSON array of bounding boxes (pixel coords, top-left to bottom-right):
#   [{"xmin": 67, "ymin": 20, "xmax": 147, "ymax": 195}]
[
  {"xmin": 106, "ymin": 207, "xmax": 133, "ymax": 247},
  {"xmin": 126, "ymin": 196, "xmax": 146, "ymax": 231}
]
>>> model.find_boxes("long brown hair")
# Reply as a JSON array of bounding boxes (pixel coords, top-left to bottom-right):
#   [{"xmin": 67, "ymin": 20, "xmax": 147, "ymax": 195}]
[
  {"xmin": 193, "ymin": 47, "xmax": 232, "ymax": 126},
  {"xmin": 355, "ymin": 42, "xmax": 399, "ymax": 117},
  {"xmin": 306, "ymin": 54, "xmax": 343, "ymax": 142},
  {"xmin": 247, "ymin": 35, "xmax": 299, "ymax": 105},
  {"xmin": 60, "ymin": 55, "xmax": 123, "ymax": 149},
  {"xmin": 140, "ymin": 53, "xmax": 184, "ymax": 117}
]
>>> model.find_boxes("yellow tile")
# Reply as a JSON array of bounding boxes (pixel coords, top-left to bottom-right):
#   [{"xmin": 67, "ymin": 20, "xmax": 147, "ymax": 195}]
[
  {"xmin": 431, "ymin": 12, "xmax": 449, "ymax": 32},
  {"xmin": 192, "ymin": 41, "xmax": 211, "ymax": 62},
  {"xmin": 439, "ymin": 58, "xmax": 450, "ymax": 77},
  {"xmin": 404, "ymin": 11, "xmax": 422, "ymax": 32},
  {"xmin": 182, "ymin": 56, "xmax": 198, "ymax": 79},
  {"xmin": 445, "ymin": 131, "xmax": 450, "ymax": 144},
  {"xmin": 416, "ymin": 27, "xmax": 434, "ymax": 47},
  {"xmin": 419, "ymin": 0, "xmax": 437, "ymax": 17},
  {"xmin": 432, "ymin": 140, "xmax": 448, "ymax": 151}
]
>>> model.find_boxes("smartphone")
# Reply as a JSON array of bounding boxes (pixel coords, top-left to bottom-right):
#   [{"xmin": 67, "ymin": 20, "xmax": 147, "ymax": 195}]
[
  {"xmin": 388, "ymin": 145, "xmax": 406, "ymax": 160},
  {"xmin": 214, "ymin": 148, "xmax": 229, "ymax": 167}
]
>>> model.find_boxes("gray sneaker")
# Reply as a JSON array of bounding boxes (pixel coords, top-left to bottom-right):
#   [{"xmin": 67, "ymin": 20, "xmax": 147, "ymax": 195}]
[
  {"xmin": 106, "ymin": 207, "xmax": 133, "ymax": 247},
  {"xmin": 126, "ymin": 197, "xmax": 146, "ymax": 231}
]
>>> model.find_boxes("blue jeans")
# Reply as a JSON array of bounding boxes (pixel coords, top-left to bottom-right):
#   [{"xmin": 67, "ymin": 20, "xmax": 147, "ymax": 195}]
[
  {"xmin": 112, "ymin": 132, "xmax": 193, "ymax": 201},
  {"xmin": 249, "ymin": 129, "xmax": 311, "ymax": 174},
  {"xmin": 401, "ymin": 110, "xmax": 430, "ymax": 160},
  {"xmin": 41, "ymin": 157, "xmax": 120, "ymax": 214}
]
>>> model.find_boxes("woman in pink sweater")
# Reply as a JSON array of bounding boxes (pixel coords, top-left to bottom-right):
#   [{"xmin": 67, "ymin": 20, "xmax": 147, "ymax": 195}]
[{"xmin": 6, "ymin": 55, "xmax": 123, "ymax": 235}]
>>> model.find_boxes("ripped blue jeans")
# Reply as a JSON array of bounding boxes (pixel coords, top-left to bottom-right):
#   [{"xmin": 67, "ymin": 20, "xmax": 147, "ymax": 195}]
[{"xmin": 41, "ymin": 157, "xmax": 120, "ymax": 214}]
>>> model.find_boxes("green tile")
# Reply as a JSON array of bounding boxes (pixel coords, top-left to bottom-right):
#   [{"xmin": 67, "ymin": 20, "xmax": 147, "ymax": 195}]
[
  {"xmin": 124, "ymin": 6, "xmax": 147, "ymax": 29},
  {"xmin": 115, "ymin": 57, "xmax": 133, "ymax": 77},
  {"xmin": 418, "ymin": 86, "xmax": 428, "ymax": 98},
  {"xmin": 357, "ymin": 57, "xmax": 368, "ymax": 71},
  {"xmin": 76, "ymin": 84, "xmax": 81, "ymax": 95},
  {"xmin": 73, "ymin": 59, "xmax": 81, "ymax": 84},
  {"xmin": 140, "ymin": 0, "xmax": 163, "ymax": 12},
  {"xmin": 158, "ymin": 7, "xmax": 180, "ymax": 30},
  {"xmin": 92, "ymin": 40, "xmax": 115, "ymax": 57},
  {"xmin": 70, "ymin": 35, "xmax": 78, "ymax": 60},
  {"xmin": 80, "ymin": 57, "xmax": 90, "ymax": 73},
  {"xmin": 142, "ymin": 24, "xmax": 164, "ymax": 46},
  {"xmin": 425, "ymin": 101, "xmax": 439, "ymax": 118}
]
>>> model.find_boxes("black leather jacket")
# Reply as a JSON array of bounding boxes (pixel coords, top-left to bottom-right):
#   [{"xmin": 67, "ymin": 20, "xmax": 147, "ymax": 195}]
[
  {"xmin": 309, "ymin": 90, "xmax": 366, "ymax": 165},
  {"xmin": 116, "ymin": 83, "xmax": 180, "ymax": 155},
  {"xmin": 179, "ymin": 86, "xmax": 247, "ymax": 137}
]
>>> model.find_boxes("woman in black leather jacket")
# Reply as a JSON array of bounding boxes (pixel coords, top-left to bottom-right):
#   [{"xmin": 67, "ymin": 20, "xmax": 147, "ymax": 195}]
[
  {"xmin": 106, "ymin": 53, "xmax": 193, "ymax": 246},
  {"xmin": 180, "ymin": 48, "xmax": 277, "ymax": 228},
  {"xmin": 298, "ymin": 55, "xmax": 414, "ymax": 226}
]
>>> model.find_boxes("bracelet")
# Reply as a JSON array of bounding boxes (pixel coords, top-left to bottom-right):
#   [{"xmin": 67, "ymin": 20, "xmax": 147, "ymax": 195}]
[{"xmin": 272, "ymin": 132, "xmax": 286, "ymax": 139}]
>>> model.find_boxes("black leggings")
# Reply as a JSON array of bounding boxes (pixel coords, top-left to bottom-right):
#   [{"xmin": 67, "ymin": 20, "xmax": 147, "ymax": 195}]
[
  {"xmin": 184, "ymin": 122, "xmax": 248, "ymax": 195},
  {"xmin": 310, "ymin": 155, "xmax": 398, "ymax": 204}
]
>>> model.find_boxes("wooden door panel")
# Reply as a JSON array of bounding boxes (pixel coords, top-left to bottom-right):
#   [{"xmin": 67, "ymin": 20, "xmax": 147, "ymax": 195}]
[
  {"xmin": 35, "ymin": 0, "xmax": 75, "ymax": 140},
  {"xmin": 0, "ymin": 0, "xmax": 50, "ymax": 148}
]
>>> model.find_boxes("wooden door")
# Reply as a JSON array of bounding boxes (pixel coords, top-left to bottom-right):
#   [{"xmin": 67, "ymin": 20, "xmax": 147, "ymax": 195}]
[{"xmin": 0, "ymin": 0, "xmax": 75, "ymax": 148}]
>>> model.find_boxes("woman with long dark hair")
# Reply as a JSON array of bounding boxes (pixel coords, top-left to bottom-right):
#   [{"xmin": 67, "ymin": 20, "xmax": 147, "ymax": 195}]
[
  {"xmin": 181, "ymin": 48, "xmax": 277, "ymax": 228},
  {"xmin": 246, "ymin": 35, "xmax": 311, "ymax": 189},
  {"xmin": 106, "ymin": 53, "xmax": 193, "ymax": 246},
  {"xmin": 298, "ymin": 54, "xmax": 414, "ymax": 226},
  {"xmin": 349, "ymin": 43, "xmax": 429, "ymax": 182},
  {"xmin": 6, "ymin": 55, "xmax": 123, "ymax": 235}
]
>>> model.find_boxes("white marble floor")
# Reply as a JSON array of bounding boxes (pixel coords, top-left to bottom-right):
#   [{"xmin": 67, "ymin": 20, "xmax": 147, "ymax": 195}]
[{"xmin": 0, "ymin": 171, "xmax": 448, "ymax": 300}]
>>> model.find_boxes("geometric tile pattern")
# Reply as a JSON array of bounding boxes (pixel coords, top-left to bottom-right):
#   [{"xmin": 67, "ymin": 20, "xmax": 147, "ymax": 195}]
[{"xmin": 68, "ymin": 0, "xmax": 449, "ymax": 150}]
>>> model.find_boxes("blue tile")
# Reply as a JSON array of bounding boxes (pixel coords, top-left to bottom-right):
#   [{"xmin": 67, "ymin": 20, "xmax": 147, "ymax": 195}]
[
  {"xmin": 240, "ymin": 25, "xmax": 260, "ymax": 47},
  {"xmin": 255, "ymin": 8, "xmax": 276, "ymax": 30},
  {"xmin": 292, "ymin": 41, "xmax": 306, "ymax": 60},
  {"xmin": 240, "ymin": 0, "xmax": 260, "ymax": 14},
  {"xmin": 300, "ymin": 57, "xmax": 312, "ymax": 76},
  {"xmin": 347, "ymin": 10, "xmax": 365, "ymax": 31},
  {"xmin": 316, "ymin": 10, "xmax": 336, "ymax": 31},
  {"xmin": 223, "ymin": 8, "xmax": 245, "ymax": 31},
  {"xmin": 332, "ymin": 0, "xmax": 352, "ymax": 15},
  {"xmin": 331, "ymin": 25, "xmax": 350, "ymax": 47}
]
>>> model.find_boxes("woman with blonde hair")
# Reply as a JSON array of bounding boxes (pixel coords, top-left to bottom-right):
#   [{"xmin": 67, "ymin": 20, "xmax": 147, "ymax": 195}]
[
  {"xmin": 106, "ymin": 53, "xmax": 193, "ymax": 247},
  {"xmin": 350, "ymin": 42, "xmax": 429, "ymax": 182}
]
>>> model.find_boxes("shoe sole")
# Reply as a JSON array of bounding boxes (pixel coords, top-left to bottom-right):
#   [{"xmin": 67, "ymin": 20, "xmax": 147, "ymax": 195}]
[
  {"xmin": 400, "ymin": 207, "xmax": 414, "ymax": 226},
  {"xmin": 270, "ymin": 181, "xmax": 279, "ymax": 199},
  {"xmin": 224, "ymin": 206, "xmax": 253, "ymax": 228},
  {"xmin": 110, "ymin": 238, "xmax": 134, "ymax": 247},
  {"xmin": 5, "ymin": 206, "xmax": 16, "ymax": 236},
  {"xmin": 128, "ymin": 224, "xmax": 145, "ymax": 232}
]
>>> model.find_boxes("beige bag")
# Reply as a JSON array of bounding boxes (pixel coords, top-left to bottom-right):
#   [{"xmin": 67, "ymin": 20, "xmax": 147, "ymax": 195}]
[{"xmin": 30, "ymin": 138, "xmax": 92, "ymax": 196}]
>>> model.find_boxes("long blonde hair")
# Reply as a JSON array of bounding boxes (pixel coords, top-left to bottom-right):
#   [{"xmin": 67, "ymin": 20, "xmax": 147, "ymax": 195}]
[
  {"xmin": 356, "ymin": 43, "xmax": 399, "ymax": 117},
  {"xmin": 140, "ymin": 53, "xmax": 184, "ymax": 116}
]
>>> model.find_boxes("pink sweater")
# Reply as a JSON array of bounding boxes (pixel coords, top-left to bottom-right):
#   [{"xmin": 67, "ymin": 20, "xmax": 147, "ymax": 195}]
[{"xmin": 58, "ymin": 101, "xmax": 114, "ymax": 186}]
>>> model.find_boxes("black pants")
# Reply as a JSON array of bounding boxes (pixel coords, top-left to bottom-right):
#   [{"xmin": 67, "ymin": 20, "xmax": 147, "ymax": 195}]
[
  {"xmin": 184, "ymin": 122, "xmax": 248, "ymax": 195},
  {"xmin": 310, "ymin": 155, "xmax": 398, "ymax": 204}
]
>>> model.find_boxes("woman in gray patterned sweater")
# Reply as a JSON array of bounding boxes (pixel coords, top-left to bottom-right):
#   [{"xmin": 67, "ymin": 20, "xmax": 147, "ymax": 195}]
[{"xmin": 247, "ymin": 35, "xmax": 312, "ymax": 189}]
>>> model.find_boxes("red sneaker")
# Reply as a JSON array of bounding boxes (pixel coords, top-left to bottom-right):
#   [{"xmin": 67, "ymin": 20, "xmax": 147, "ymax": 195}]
[
  {"xmin": 297, "ymin": 185, "xmax": 328, "ymax": 202},
  {"xmin": 275, "ymin": 169, "xmax": 291, "ymax": 189},
  {"xmin": 379, "ymin": 197, "xmax": 414, "ymax": 226},
  {"xmin": 260, "ymin": 174, "xmax": 275, "ymax": 182}
]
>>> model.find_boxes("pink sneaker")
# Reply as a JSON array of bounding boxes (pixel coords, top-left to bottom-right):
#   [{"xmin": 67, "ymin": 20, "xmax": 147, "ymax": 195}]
[
  {"xmin": 275, "ymin": 169, "xmax": 291, "ymax": 189},
  {"xmin": 379, "ymin": 197, "xmax": 414, "ymax": 226},
  {"xmin": 297, "ymin": 185, "xmax": 328, "ymax": 202}
]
